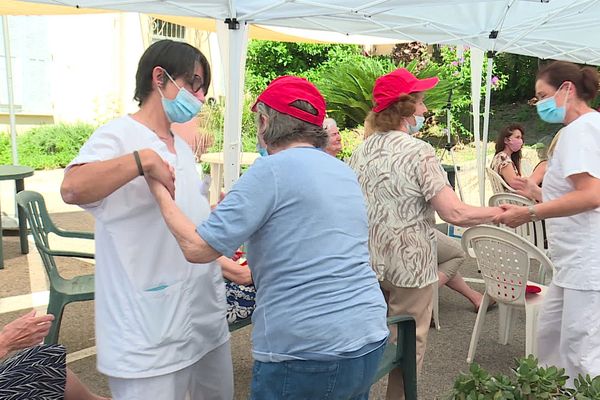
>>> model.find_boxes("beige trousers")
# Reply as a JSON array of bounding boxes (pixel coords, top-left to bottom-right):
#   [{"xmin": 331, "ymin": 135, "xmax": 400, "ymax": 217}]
[
  {"xmin": 436, "ymin": 229, "xmax": 466, "ymax": 280},
  {"xmin": 380, "ymin": 281, "xmax": 433, "ymax": 400}
]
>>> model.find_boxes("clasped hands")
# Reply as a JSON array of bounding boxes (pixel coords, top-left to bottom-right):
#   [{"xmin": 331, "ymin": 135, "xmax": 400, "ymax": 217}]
[{"xmin": 492, "ymin": 176, "xmax": 539, "ymax": 228}]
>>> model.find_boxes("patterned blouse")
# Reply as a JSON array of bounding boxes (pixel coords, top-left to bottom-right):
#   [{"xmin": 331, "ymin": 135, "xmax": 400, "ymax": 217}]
[
  {"xmin": 490, "ymin": 151, "xmax": 519, "ymax": 177},
  {"xmin": 349, "ymin": 131, "xmax": 449, "ymax": 288}
]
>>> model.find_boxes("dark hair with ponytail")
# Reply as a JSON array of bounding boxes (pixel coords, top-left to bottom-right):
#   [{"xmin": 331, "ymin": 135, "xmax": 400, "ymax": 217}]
[{"xmin": 537, "ymin": 61, "xmax": 599, "ymax": 102}]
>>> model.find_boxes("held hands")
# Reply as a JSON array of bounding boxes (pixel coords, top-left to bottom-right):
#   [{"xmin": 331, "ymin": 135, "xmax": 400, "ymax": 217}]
[
  {"xmin": 0, "ymin": 310, "xmax": 54, "ymax": 357},
  {"xmin": 493, "ymin": 204, "xmax": 530, "ymax": 228}
]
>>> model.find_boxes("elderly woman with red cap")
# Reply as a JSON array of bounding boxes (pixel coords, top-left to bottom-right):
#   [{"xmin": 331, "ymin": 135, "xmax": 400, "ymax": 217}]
[
  {"xmin": 146, "ymin": 75, "xmax": 389, "ymax": 399},
  {"xmin": 349, "ymin": 69, "xmax": 503, "ymax": 399}
]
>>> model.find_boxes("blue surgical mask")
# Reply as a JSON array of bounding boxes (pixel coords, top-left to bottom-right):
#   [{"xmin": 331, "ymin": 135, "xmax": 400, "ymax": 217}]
[
  {"xmin": 257, "ymin": 146, "xmax": 269, "ymax": 157},
  {"xmin": 408, "ymin": 115, "xmax": 425, "ymax": 135},
  {"xmin": 536, "ymin": 83, "xmax": 570, "ymax": 124},
  {"xmin": 158, "ymin": 69, "xmax": 203, "ymax": 123}
]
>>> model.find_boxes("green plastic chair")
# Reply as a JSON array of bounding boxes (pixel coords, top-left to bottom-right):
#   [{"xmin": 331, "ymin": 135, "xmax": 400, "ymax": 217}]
[
  {"xmin": 374, "ymin": 315, "xmax": 418, "ymax": 400},
  {"xmin": 16, "ymin": 190, "xmax": 95, "ymax": 344}
]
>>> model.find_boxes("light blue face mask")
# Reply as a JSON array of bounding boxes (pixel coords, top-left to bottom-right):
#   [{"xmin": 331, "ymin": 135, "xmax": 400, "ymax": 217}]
[
  {"xmin": 257, "ymin": 145, "xmax": 269, "ymax": 157},
  {"xmin": 408, "ymin": 115, "xmax": 425, "ymax": 135},
  {"xmin": 158, "ymin": 69, "xmax": 203, "ymax": 123},
  {"xmin": 536, "ymin": 83, "xmax": 569, "ymax": 124}
]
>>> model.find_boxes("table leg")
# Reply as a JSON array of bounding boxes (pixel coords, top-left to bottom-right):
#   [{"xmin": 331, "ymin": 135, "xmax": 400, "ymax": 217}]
[
  {"xmin": 209, "ymin": 162, "xmax": 224, "ymax": 206},
  {"xmin": 15, "ymin": 179, "xmax": 28, "ymax": 255}
]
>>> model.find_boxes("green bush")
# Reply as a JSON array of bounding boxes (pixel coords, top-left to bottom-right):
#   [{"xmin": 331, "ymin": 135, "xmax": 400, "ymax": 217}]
[
  {"xmin": 449, "ymin": 355, "xmax": 600, "ymax": 399},
  {"xmin": 337, "ymin": 127, "xmax": 364, "ymax": 161},
  {"xmin": 245, "ymin": 40, "xmax": 362, "ymax": 95},
  {"xmin": 0, "ymin": 122, "xmax": 96, "ymax": 169}
]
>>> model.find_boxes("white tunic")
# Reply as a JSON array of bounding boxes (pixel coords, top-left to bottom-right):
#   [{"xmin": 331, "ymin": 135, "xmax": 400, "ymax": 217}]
[
  {"xmin": 69, "ymin": 116, "xmax": 229, "ymax": 378},
  {"xmin": 543, "ymin": 111, "xmax": 600, "ymax": 291}
]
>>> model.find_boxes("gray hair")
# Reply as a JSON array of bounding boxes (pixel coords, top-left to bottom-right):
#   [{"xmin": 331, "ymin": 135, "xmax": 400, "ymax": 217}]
[
  {"xmin": 323, "ymin": 117, "xmax": 338, "ymax": 132},
  {"xmin": 255, "ymin": 101, "xmax": 328, "ymax": 149}
]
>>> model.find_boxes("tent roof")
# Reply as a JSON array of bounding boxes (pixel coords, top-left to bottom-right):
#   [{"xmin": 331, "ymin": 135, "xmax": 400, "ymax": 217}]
[
  {"xmin": 10, "ymin": 0, "xmax": 600, "ymax": 64},
  {"xmin": 2, "ymin": 0, "xmax": 398, "ymax": 45},
  {"xmin": 155, "ymin": 14, "xmax": 398, "ymax": 44}
]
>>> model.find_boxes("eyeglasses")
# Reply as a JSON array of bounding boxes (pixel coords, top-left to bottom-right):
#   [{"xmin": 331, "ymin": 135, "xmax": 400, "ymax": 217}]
[{"xmin": 188, "ymin": 74, "xmax": 204, "ymax": 94}]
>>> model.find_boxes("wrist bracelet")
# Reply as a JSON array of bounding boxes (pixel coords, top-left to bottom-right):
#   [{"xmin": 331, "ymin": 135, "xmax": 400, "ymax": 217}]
[{"xmin": 133, "ymin": 150, "xmax": 144, "ymax": 176}]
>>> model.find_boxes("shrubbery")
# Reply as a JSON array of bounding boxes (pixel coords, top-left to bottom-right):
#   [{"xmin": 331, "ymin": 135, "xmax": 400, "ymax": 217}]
[
  {"xmin": 449, "ymin": 355, "xmax": 600, "ymax": 399},
  {"xmin": 244, "ymin": 40, "xmax": 513, "ymax": 141},
  {"xmin": 0, "ymin": 122, "xmax": 95, "ymax": 169}
]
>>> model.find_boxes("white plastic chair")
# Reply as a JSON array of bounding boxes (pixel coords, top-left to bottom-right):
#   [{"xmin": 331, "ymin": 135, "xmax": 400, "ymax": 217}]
[
  {"xmin": 489, "ymin": 193, "xmax": 549, "ymax": 284},
  {"xmin": 486, "ymin": 167, "xmax": 516, "ymax": 194},
  {"xmin": 461, "ymin": 225, "xmax": 554, "ymax": 363},
  {"xmin": 520, "ymin": 158, "xmax": 535, "ymax": 177}
]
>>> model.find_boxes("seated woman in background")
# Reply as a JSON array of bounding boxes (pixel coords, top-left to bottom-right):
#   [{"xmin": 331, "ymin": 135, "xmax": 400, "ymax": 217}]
[
  {"xmin": 490, "ymin": 123, "xmax": 525, "ymax": 189},
  {"xmin": 218, "ymin": 253, "xmax": 256, "ymax": 324},
  {"xmin": 0, "ymin": 311, "xmax": 108, "ymax": 400}
]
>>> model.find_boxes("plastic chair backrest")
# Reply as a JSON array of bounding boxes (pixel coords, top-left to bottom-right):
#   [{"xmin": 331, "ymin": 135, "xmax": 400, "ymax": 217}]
[
  {"xmin": 16, "ymin": 190, "xmax": 63, "ymax": 283},
  {"xmin": 16, "ymin": 190, "xmax": 94, "ymax": 280},
  {"xmin": 488, "ymin": 193, "xmax": 545, "ymax": 249},
  {"xmin": 486, "ymin": 167, "xmax": 516, "ymax": 194},
  {"xmin": 520, "ymin": 158, "xmax": 534, "ymax": 177},
  {"xmin": 461, "ymin": 225, "xmax": 553, "ymax": 307}
]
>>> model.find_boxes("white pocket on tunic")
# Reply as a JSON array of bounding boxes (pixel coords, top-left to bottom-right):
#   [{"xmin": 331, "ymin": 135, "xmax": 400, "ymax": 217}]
[{"xmin": 134, "ymin": 280, "xmax": 192, "ymax": 346}]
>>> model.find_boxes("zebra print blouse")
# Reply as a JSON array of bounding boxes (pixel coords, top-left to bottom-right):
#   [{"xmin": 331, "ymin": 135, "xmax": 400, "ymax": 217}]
[{"xmin": 349, "ymin": 131, "xmax": 449, "ymax": 288}]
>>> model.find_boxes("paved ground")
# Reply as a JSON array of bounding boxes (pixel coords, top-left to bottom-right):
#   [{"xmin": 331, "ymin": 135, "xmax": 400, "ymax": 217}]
[{"xmin": 0, "ymin": 169, "xmax": 532, "ymax": 399}]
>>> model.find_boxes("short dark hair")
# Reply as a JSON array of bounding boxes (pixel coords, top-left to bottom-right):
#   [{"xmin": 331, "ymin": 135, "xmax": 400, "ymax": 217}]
[
  {"xmin": 537, "ymin": 61, "xmax": 599, "ymax": 102},
  {"xmin": 134, "ymin": 39, "xmax": 211, "ymax": 106}
]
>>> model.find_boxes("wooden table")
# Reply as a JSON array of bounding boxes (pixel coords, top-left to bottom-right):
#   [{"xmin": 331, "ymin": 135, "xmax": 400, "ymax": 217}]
[
  {"xmin": 199, "ymin": 152, "xmax": 259, "ymax": 204},
  {"xmin": 0, "ymin": 165, "xmax": 34, "ymax": 268}
]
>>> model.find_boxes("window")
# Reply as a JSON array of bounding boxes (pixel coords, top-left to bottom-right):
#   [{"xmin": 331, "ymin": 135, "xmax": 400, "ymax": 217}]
[{"xmin": 151, "ymin": 18, "xmax": 186, "ymax": 41}]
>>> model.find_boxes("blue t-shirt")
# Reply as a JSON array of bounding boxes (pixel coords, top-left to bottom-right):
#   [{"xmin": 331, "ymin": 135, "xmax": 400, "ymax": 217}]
[{"xmin": 198, "ymin": 147, "xmax": 389, "ymax": 362}]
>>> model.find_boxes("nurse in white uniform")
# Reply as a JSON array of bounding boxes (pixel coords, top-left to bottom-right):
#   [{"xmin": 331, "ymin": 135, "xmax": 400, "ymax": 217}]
[
  {"xmin": 497, "ymin": 60, "xmax": 600, "ymax": 385},
  {"xmin": 61, "ymin": 39, "xmax": 232, "ymax": 400}
]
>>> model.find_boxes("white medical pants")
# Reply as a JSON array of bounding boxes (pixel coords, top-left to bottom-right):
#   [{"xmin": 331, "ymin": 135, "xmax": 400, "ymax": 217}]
[
  {"xmin": 537, "ymin": 283, "xmax": 600, "ymax": 386},
  {"xmin": 108, "ymin": 340, "xmax": 233, "ymax": 400}
]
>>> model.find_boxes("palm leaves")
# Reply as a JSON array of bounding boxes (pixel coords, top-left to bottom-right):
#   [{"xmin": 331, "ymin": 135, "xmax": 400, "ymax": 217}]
[{"xmin": 316, "ymin": 57, "xmax": 453, "ymax": 129}]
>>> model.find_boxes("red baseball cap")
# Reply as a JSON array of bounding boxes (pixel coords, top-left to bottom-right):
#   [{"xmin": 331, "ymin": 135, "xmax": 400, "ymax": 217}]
[
  {"xmin": 251, "ymin": 76, "xmax": 326, "ymax": 126},
  {"xmin": 372, "ymin": 68, "xmax": 439, "ymax": 113}
]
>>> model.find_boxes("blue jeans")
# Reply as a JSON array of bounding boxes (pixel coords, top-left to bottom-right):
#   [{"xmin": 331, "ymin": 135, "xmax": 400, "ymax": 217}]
[{"xmin": 249, "ymin": 343, "xmax": 385, "ymax": 400}]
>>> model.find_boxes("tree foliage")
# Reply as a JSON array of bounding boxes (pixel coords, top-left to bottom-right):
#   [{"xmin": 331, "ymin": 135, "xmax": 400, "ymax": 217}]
[{"xmin": 245, "ymin": 40, "xmax": 362, "ymax": 94}]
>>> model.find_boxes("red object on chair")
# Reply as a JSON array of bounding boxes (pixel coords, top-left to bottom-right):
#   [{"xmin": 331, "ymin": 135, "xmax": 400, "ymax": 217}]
[{"xmin": 526, "ymin": 284, "xmax": 542, "ymax": 294}]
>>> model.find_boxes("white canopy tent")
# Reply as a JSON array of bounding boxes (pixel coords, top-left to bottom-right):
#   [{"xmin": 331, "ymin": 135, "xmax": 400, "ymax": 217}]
[{"xmin": 12, "ymin": 0, "xmax": 600, "ymax": 201}]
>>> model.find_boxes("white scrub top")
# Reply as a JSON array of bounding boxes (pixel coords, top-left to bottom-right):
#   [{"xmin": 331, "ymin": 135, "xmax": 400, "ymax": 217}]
[
  {"xmin": 543, "ymin": 111, "xmax": 600, "ymax": 291},
  {"xmin": 68, "ymin": 116, "xmax": 229, "ymax": 378}
]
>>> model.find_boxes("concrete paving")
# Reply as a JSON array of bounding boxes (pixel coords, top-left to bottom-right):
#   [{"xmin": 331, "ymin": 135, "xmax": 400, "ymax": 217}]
[{"xmin": 0, "ymin": 169, "xmax": 531, "ymax": 399}]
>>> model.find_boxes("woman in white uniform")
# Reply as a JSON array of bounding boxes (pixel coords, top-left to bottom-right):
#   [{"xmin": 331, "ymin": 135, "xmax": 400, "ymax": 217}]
[
  {"xmin": 497, "ymin": 60, "xmax": 600, "ymax": 384},
  {"xmin": 60, "ymin": 40, "xmax": 232, "ymax": 400}
]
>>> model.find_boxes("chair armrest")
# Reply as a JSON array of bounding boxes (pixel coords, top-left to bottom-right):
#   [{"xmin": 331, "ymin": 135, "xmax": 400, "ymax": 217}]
[
  {"xmin": 54, "ymin": 227, "xmax": 94, "ymax": 240},
  {"xmin": 47, "ymin": 249, "xmax": 95, "ymax": 260},
  {"xmin": 386, "ymin": 315, "xmax": 417, "ymax": 374},
  {"xmin": 387, "ymin": 315, "xmax": 414, "ymax": 326}
]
